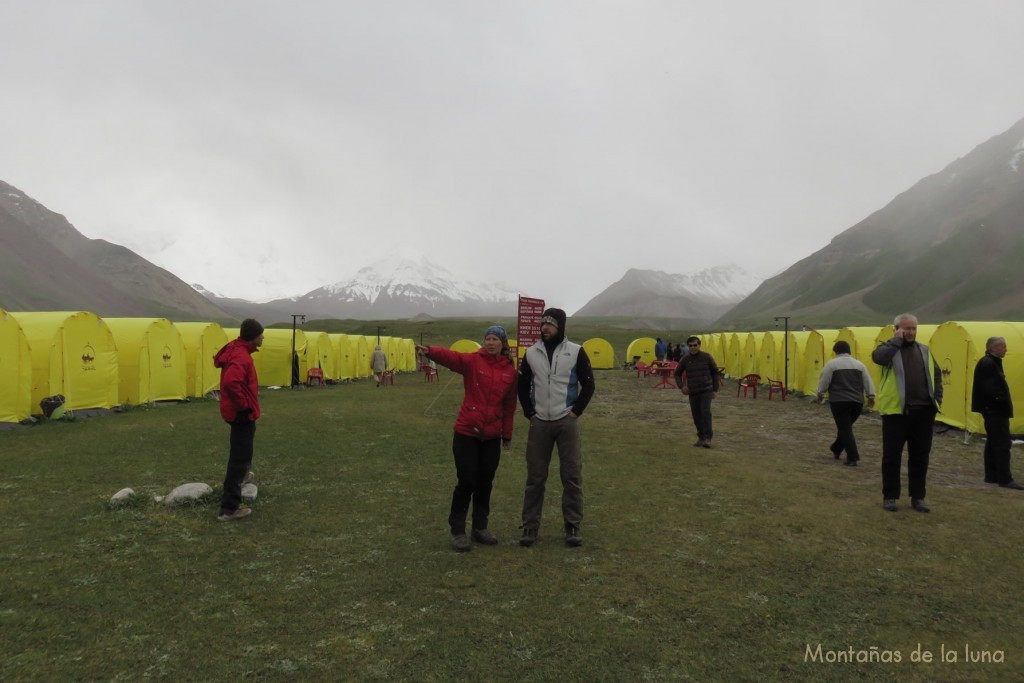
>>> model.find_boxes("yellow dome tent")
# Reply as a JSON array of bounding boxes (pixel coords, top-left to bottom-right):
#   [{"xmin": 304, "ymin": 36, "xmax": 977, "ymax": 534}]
[
  {"xmin": 724, "ymin": 333, "xmax": 744, "ymax": 378},
  {"xmin": 104, "ymin": 318, "xmax": 188, "ymax": 405},
  {"xmin": 329, "ymin": 333, "xmax": 355, "ymax": 380},
  {"xmin": 784, "ymin": 331, "xmax": 811, "ymax": 392},
  {"xmin": 353, "ymin": 335, "xmax": 372, "ymax": 378},
  {"xmin": 255, "ymin": 329, "xmax": 308, "ymax": 387},
  {"xmin": 174, "ymin": 322, "xmax": 229, "ymax": 398},
  {"xmin": 929, "ymin": 322, "xmax": 1024, "ymax": 434},
  {"xmin": 303, "ymin": 331, "xmax": 338, "ymax": 381},
  {"xmin": 10, "ymin": 311, "xmax": 119, "ymax": 412},
  {"xmin": 0, "ymin": 309, "xmax": 33, "ymax": 423},
  {"xmin": 625, "ymin": 338, "xmax": 656, "ymax": 366},
  {"xmin": 740, "ymin": 333, "xmax": 761, "ymax": 377},
  {"xmin": 582, "ymin": 338, "xmax": 615, "ymax": 369},
  {"xmin": 451, "ymin": 339, "xmax": 481, "ymax": 353},
  {"xmin": 800, "ymin": 329, "xmax": 838, "ymax": 396}
]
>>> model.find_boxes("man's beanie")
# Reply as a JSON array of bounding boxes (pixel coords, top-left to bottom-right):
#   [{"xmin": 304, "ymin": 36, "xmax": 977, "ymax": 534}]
[
  {"xmin": 541, "ymin": 308, "xmax": 566, "ymax": 332},
  {"xmin": 833, "ymin": 340, "xmax": 851, "ymax": 355},
  {"xmin": 240, "ymin": 318, "xmax": 264, "ymax": 342}
]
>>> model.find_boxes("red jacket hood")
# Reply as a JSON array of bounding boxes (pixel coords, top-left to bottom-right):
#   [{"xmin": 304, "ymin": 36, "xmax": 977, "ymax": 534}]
[{"xmin": 214, "ymin": 338, "xmax": 258, "ymax": 368}]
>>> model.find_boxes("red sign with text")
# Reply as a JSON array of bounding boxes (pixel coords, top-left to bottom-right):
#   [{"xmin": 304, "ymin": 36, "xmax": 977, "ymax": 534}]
[{"xmin": 517, "ymin": 296, "xmax": 545, "ymax": 354}]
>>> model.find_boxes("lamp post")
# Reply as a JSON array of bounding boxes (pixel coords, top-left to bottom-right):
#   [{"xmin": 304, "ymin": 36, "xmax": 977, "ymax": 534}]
[
  {"xmin": 377, "ymin": 326, "xmax": 386, "ymax": 344},
  {"xmin": 291, "ymin": 314, "xmax": 305, "ymax": 388},
  {"xmin": 774, "ymin": 316, "xmax": 790, "ymax": 390}
]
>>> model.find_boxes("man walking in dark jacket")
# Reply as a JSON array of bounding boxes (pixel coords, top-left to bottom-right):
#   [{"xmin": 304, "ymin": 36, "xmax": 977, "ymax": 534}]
[
  {"xmin": 972, "ymin": 336, "xmax": 1022, "ymax": 490},
  {"xmin": 674, "ymin": 336, "xmax": 720, "ymax": 448}
]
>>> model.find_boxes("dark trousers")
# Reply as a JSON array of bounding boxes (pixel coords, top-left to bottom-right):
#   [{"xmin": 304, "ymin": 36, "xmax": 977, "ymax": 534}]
[
  {"xmin": 829, "ymin": 402, "xmax": 864, "ymax": 462},
  {"xmin": 522, "ymin": 415, "xmax": 583, "ymax": 531},
  {"xmin": 220, "ymin": 420, "xmax": 255, "ymax": 512},
  {"xmin": 983, "ymin": 413, "xmax": 1013, "ymax": 484},
  {"xmin": 881, "ymin": 407, "xmax": 935, "ymax": 500},
  {"xmin": 449, "ymin": 433, "xmax": 501, "ymax": 535},
  {"xmin": 688, "ymin": 391, "xmax": 714, "ymax": 440}
]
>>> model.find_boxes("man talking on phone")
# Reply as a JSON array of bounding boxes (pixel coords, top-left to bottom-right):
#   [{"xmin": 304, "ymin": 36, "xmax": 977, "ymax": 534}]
[{"xmin": 872, "ymin": 313, "xmax": 943, "ymax": 513}]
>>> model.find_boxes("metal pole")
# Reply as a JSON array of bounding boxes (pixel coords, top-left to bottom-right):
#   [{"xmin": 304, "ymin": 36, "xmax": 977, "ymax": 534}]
[
  {"xmin": 774, "ymin": 316, "xmax": 790, "ymax": 390},
  {"xmin": 291, "ymin": 314, "xmax": 305, "ymax": 389}
]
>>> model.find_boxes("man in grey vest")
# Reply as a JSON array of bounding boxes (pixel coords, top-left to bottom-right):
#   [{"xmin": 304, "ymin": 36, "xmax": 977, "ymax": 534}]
[{"xmin": 517, "ymin": 308, "xmax": 596, "ymax": 547}]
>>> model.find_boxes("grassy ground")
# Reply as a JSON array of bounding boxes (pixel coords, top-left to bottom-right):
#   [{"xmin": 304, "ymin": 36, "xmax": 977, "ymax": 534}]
[{"xmin": 2, "ymin": 368, "xmax": 1023, "ymax": 681}]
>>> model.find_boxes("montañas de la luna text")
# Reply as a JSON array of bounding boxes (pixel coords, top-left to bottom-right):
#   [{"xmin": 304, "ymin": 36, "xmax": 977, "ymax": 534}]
[{"xmin": 805, "ymin": 643, "xmax": 1005, "ymax": 664}]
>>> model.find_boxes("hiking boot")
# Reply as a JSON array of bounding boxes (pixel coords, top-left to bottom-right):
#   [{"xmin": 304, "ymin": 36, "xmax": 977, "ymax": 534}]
[
  {"xmin": 565, "ymin": 524, "xmax": 584, "ymax": 547},
  {"xmin": 216, "ymin": 507, "xmax": 253, "ymax": 522},
  {"xmin": 1000, "ymin": 480, "xmax": 1024, "ymax": 490},
  {"xmin": 911, "ymin": 499, "xmax": 930, "ymax": 513},
  {"xmin": 844, "ymin": 460, "xmax": 858, "ymax": 467},
  {"xmin": 882, "ymin": 499, "xmax": 898, "ymax": 512},
  {"xmin": 692, "ymin": 439, "xmax": 704, "ymax": 447},
  {"xmin": 519, "ymin": 527, "xmax": 538, "ymax": 547},
  {"xmin": 451, "ymin": 533, "xmax": 471, "ymax": 552},
  {"xmin": 471, "ymin": 528, "xmax": 499, "ymax": 545},
  {"xmin": 702, "ymin": 440, "xmax": 712, "ymax": 449},
  {"xmin": 242, "ymin": 471, "xmax": 254, "ymax": 485}
]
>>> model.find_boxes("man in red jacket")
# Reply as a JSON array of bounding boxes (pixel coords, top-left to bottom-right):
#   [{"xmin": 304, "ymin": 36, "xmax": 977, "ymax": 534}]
[{"xmin": 214, "ymin": 318, "xmax": 264, "ymax": 521}]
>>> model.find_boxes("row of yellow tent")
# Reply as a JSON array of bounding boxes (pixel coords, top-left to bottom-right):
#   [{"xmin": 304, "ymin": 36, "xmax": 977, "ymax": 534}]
[
  {"xmin": 624, "ymin": 324, "xmax": 1024, "ymax": 435},
  {"xmin": 0, "ymin": 310, "xmax": 421, "ymax": 423}
]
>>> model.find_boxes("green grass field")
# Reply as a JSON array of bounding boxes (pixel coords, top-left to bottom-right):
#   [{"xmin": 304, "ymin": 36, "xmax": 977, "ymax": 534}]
[{"xmin": 2, "ymin": 367, "xmax": 1023, "ymax": 681}]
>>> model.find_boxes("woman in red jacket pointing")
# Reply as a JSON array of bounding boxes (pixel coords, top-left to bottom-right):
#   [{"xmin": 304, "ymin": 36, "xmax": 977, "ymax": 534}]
[{"xmin": 416, "ymin": 326, "xmax": 518, "ymax": 553}]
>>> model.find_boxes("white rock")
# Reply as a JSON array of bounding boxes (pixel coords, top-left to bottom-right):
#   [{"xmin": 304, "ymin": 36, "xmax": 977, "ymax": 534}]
[
  {"xmin": 110, "ymin": 488, "xmax": 136, "ymax": 504},
  {"xmin": 164, "ymin": 482, "xmax": 214, "ymax": 505},
  {"xmin": 241, "ymin": 483, "xmax": 258, "ymax": 500}
]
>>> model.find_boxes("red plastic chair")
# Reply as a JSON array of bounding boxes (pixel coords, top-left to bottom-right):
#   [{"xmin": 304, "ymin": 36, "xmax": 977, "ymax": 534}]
[
  {"xmin": 305, "ymin": 367, "xmax": 325, "ymax": 387},
  {"xmin": 737, "ymin": 374, "xmax": 760, "ymax": 398},
  {"xmin": 635, "ymin": 361, "xmax": 653, "ymax": 378},
  {"xmin": 420, "ymin": 363, "xmax": 438, "ymax": 383},
  {"xmin": 380, "ymin": 369, "xmax": 395, "ymax": 386},
  {"xmin": 768, "ymin": 378, "xmax": 787, "ymax": 401}
]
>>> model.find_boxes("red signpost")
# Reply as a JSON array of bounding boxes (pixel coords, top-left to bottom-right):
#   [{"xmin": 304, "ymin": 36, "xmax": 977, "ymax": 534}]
[{"xmin": 516, "ymin": 295, "xmax": 545, "ymax": 366}]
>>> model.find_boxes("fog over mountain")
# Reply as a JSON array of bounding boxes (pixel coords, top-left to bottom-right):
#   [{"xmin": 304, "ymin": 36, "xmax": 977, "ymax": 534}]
[{"xmin": 718, "ymin": 115, "xmax": 1024, "ymax": 328}]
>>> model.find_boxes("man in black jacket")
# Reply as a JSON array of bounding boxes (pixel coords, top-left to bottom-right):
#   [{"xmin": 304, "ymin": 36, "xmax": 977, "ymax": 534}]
[
  {"xmin": 674, "ymin": 336, "xmax": 720, "ymax": 448},
  {"xmin": 971, "ymin": 336, "xmax": 1022, "ymax": 489}
]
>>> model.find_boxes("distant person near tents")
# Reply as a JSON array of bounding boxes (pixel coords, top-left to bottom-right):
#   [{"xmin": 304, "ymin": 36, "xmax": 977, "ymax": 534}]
[
  {"xmin": 816, "ymin": 340, "xmax": 875, "ymax": 466},
  {"xmin": 872, "ymin": 313, "xmax": 943, "ymax": 513},
  {"xmin": 416, "ymin": 325, "xmax": 518, "ymax": 553},
  {"xmin": 971, "ymin": 336, "xmax": 1023, "ymax": 490},
  {"xmin": 371, "ymin": 345, "xmax": 388, "ymax": 386},
  {"xmin": 674, "ymin": 336, "xmax": 720, "ymax": 448},
  {"xmin": 214, "ymin": 318, "xmax": 264, "ymax": 522},
  {"xmin": 655, "ymin": 337, "xmax": 667, "ymax": 362}
]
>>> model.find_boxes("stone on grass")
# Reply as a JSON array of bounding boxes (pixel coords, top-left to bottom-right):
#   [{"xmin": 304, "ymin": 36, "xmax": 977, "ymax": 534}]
[
  {"xmin": 164, "ymin": 482, "xmax": 214, "ymax": 505},
  {"xmin": 110, "ymin": 488, "xmax": 136, "ymax": 505},
  {"xmin": 242, "ymin": 483, "xmax": 258, "ymax": 500}
]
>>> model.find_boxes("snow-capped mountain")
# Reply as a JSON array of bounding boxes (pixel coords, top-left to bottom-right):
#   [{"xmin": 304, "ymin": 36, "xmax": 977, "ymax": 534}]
[
  {"xmin": 277, "ymin": 258, "xmax": 522, "ymax": 318},
  {"xmin": 574, "ymin": 264, "xmax": 763, "ymax": 322}
]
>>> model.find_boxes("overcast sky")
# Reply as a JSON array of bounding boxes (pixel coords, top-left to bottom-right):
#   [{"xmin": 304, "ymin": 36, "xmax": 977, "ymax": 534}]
[{"xmin": 5, "ymin": 1, "xmax": 1024, "ymax": 312}]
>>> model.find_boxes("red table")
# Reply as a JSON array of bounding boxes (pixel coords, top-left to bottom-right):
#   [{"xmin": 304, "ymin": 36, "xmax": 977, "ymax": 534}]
[{"xmin": 651, "ymin": 362, "xmax": 677, "ymax": 389}]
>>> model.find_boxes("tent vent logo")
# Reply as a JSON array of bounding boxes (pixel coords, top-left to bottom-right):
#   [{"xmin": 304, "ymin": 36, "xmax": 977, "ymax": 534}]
[
  {"xmin": 941, "ymin": 357, "xmax": 953, "ymax": 385},
  {"xmin": 81, "ymin": 344, "xmax": 96, "ymax": 371},
  {"xmin": 162, "ymin": 346, "xmax": 173, "ymax": 367}
]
